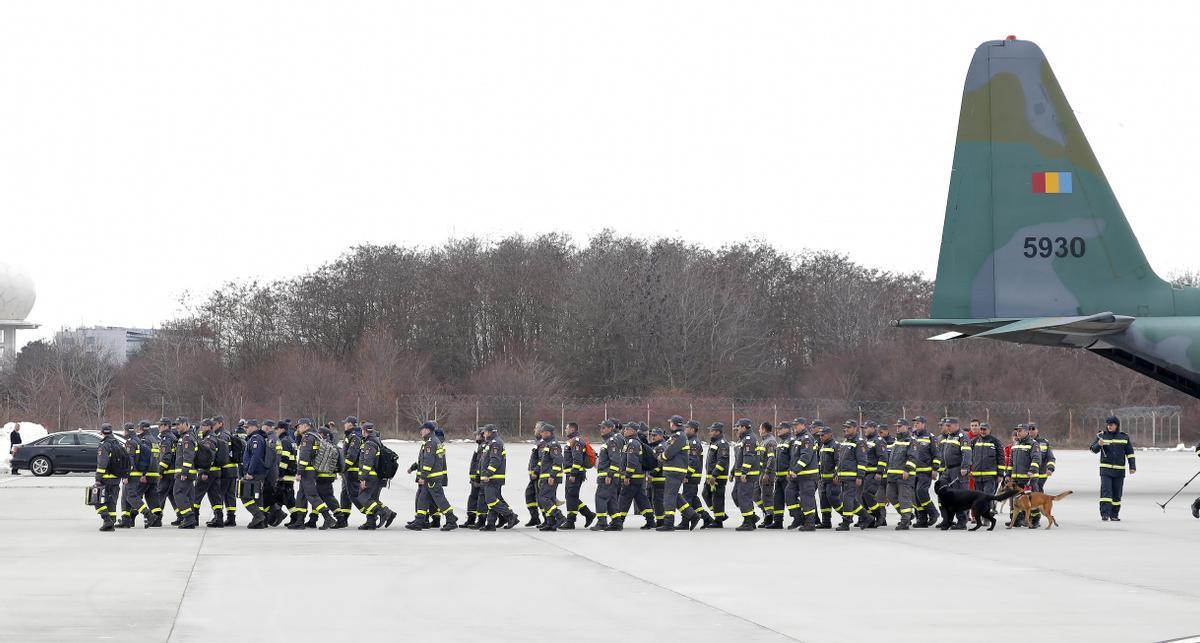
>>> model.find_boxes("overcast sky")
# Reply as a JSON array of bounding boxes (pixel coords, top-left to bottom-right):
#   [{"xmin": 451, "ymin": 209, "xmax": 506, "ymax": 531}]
[{"xmin": 2, "ymin": 2, "xmax": 1197, "ymax": 346}]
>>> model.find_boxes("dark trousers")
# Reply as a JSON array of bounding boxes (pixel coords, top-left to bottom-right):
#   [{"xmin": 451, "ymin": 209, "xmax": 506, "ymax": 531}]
[
  {"xmin": 339, "ymin": 472, "xmax": 362, "ymax": 516},
  {"xmin": 1100, "ymin": 474, "xmax": 1125, "ymax": 518},
  {"xmin": 222, "ymin": 473, "xmax": 237, "ymax": 517},
  {"xmin": 681, "ymin": 477, "xmax": 702, "ymax": 516},
  {"xmin": 594, "ymin": 476, "xmax": 618, "ymax": 519},
  {"xmin": 973, "ymin": 476, "xmax": 998, "ymax": 496},
  {"xmin": 142, "ymin": 475, "xmax": 163, "ymax": 515},
  {"xmin": 96, "ymin": 481, "xmax": 121, "ymax": 523},
  {"xmin": 885, "ymin": 475, "xmax": 915, "ymax": 518},
  {"xmin": 772, "ymin": 475, "xmax": 790, "ymax": 518},
  {"xmin": 733, "ymin": 476, "xmax": 758, "ymax": 518},
  {"xmin": 862, "ymin": 473, "xmax": 882, "ymax": 515},
  {"xmin": 818, "ymin": 478, "xmax": 839, "ymax": 521},
  {"xmin": 617, "ymin": 478, "xmax": 652, "ymax": 521},
  {"xmin": 172, "ymin": 475, "xmax": 195, "ymax": 517},
  {"xmin": 299, "ymin": 473, "xmax": 333, "ymax": 516},
  {"xmin": 195, "ymin": 472, "xmax": 219, "ymax": 513},
  {"xmin": 788, "ymin": 475, "xmax": 818, "ymax": 523},
  {"xmin": 120, "ymin": 477, "xmax": 148, "ymax": 519},
  {"xmin": 483, "ymin": 481, "xmax": 512, "ymax": 523},
  {"xmin": 662, "ymin": 473, "xmax": 695, "ymax": 519},
  {"xmin": 565, "ymin": 477, "xmax": 587, "ymax": 515},
  {"xmin": 524, "ymin": 477, "xmax": 539, "ymax": 515},
  {"xmin": 275, "ymin": 479, "xmax": 300, "ymax": 516},
  {"xmin": 914, "ymin": 473, "xmax": 935, "ymax": 518},
  {"xmin": 155, "ymin": 475, "xmax": 176, "ymax": 515},
  {"xmin": 650, "ymin": 480, "xmax": 665, "ymax": 520},
  {"xmin": 358, "ymin": 478, "xmax": 390, "ymax": 516},
  {"xmin": 416, "ymin": 480, "xmax": 452, "ymax": 516},
  {"xmin": 311, "ymin": 476, "xmax": 340, "ymax": 515},
  {"xmin": 467, "ymin": 483, "xmax": 483, "ymax": 518},
  {"xmin": 537, "ymin": 477, "xmax": 561, "ymax": 518},
  {"xmin": 837, "ymin": 477, "xmax": 862, "ymax": 518},
  {"xmin": 702, "ymin": 479, "xmax": 727, "ymax": 520},
  {"xmin": 240, "ymin": 476, "xmax": 266, "ymax": 521}
]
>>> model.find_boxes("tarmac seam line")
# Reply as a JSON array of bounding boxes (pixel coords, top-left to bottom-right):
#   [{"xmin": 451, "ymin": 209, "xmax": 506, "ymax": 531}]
[
  {"xmin": 520, "ymin": 529, "xmax": 803, "ymax": 643},
  {"xmin": 165, "ymin": 525, "xmax": 209, "ymax": 643}
]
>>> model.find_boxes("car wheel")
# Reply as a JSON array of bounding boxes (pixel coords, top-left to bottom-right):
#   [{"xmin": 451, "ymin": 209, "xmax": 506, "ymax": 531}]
[{"xmin": 30, "ymin": 456, "xmax": 53, "ymax": 477}]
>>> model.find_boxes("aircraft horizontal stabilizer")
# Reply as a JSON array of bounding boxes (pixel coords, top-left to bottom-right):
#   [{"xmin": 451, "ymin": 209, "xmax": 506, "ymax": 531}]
[{"xmin": 894, "ymin": 313, "xmax": 1133, "ymax": 347}]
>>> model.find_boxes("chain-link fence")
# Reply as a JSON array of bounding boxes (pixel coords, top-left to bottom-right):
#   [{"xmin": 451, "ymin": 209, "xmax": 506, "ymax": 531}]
[{"xmin": 34, "ymin": 394, "xmax": 1194, "ymax": 448}]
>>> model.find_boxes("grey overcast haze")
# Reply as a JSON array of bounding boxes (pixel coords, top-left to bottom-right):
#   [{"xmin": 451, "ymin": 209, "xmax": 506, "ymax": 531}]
[{"xmin": 3, "ymin": 1, "xmax": 1198, "ymax": 346}]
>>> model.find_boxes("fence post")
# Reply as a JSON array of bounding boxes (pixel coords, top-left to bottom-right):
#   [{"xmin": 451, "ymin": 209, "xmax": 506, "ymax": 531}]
[
  {"xmin": 858, "ymin": 405, "xmax": 863, "ymax": 426},
  {"xmin": 356, "ymin": 396, "xmax": 361, "ymax": 419},
  {"xmin": 604, "ymin": 402, "xmax": 608, "ymax": 421},
  {"xmin": 200, "ymin": 395, "xmax": 205, "ymax": 419},
  {"xmin": 278, "ymin": 396, "xmax": 283, "ymax": 419},
  {"xmin": 475, "ymin": 400, "xmax": 480, "ymax": 428},
  {"xmin": 394, "ymin": 397, "xmax": 400, "ymax": 438},
  {"xmin": 434, "ymin": 400, "xmax": 438, "ymax": 424},
  {"xmin": 561, "ymin": 402, "xmax": 566, "ymax": 437},
  {"xmin": 689, "ymin": 403, "xmax": 693, "ymax": 421},
  {"xmin": 1152, "ymin": 410, "xmax": 1157, "ymax": 446},
  {"xmin": 730, "ymin": 402, "xmax": 735, "ymax": 428},
  {"xmin": 1068, "ymin": 409, "xmax": 1073, "ymax": 442},
  {"xmin": 646, "ymin": 402, "xmax": 651, "ymax": 427},
  {"xmin": 161, "ymin": 395, "xmax": 165, "ymax": 418},
  {"xmin": 773, "ymin": 404, "xmax": 778, "ymax": 425},
  {"xmin": 518, "ymin": 400, "xmax": 523, "ymax": 439}
]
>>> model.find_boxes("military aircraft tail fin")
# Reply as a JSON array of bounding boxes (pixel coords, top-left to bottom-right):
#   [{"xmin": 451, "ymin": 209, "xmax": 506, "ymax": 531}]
[{"xmin": 930, "ymin": 37, "xmax": 1175, "ymax": 319}]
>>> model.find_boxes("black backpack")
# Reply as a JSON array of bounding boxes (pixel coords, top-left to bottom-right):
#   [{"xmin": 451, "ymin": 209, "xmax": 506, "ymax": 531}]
[
  {"xmin": 377, "ymin": 443, "xmax": 400, "ymax": 479},
  {"xmin": 194, "ymin": 438, "xmax": 216, "ymax": 470},
  {"xmin": 107, "ymin": 440, "xmax": 132, "ymax": 477},
  {"xmin": 640, "ymin": 442, "xmax": 657, "ymax": 472},
  {"xmin": 230, "ymin": 434, "xmax": 247, "ymax": 464}
]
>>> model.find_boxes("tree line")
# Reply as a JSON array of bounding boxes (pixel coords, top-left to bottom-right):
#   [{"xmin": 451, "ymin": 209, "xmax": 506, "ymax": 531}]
[{"xmin": 1, "ymin": 233, "xmax": 1195, "ymax": 440}]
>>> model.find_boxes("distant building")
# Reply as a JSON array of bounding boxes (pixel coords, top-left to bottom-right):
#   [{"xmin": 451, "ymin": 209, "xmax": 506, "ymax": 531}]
[{"xmin": 55, "ymin": 326, "xmax": 157, "ymax": 365}]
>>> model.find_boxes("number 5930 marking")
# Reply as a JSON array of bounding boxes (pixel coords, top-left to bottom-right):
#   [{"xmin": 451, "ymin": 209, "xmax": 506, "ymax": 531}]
[{"xmin": 1022, "ymin": 236, "xmax": 1086, "ymax": 258}]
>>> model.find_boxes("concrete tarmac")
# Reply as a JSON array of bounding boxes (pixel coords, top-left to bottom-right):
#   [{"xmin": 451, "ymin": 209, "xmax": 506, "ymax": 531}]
[{"xmin": 0, "ymin": 443, "xmax": 1197, "ymax": 643}]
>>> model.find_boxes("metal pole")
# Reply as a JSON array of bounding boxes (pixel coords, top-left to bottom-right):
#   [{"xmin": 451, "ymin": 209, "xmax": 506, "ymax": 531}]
[
  {"xmin": 604, "ymin": 402, "xmax": 608, "ymax": 421},
  {"xmin": 356, "ymin": 396, "xmax": 361, "ymax": 420},
  {"xmin": 1152, "ymin": 411, "xmax": 1157, "ymax": 446},
  {"xmin": 475, "ymin": 400, "xmax": 480, "ymax": 428},
  {"xmin": 434, "ymin": 400, "xmax": 438, "ymax": 423},
  {"xmin": 161, "ymin": 395, "xmax": 165, "ymax": 418},
  {"xmin": 858, "ymin": 405, "xmax": 863, "ymax": 426},
  {"xmin": 561, "ymin": 402, "xmax": 566, "ymax": 437},
  {"xmin": 519, "ymin": 401, "xmax": 523, "ymax": 438},
  {"xmin": 689, "ymin": 403, "xmax": 693, "ymax": 421},
  {"xmin": 395, "ymin": 397, "xmax": 400, "ymax": 438},
  {"xmin": 200, "ymin": 395, "xmax": 205, "ymax": 419},
  {"xmin": 646, "ymin": 401, "xmax": 650, "ymax": 427},
  {"xmin": 731, "ymin": 402, "xmax": 735, "ymax": 428},
  {"xmin": 773, "ymin": 404, "xmax": 778, "ymax": 425}
]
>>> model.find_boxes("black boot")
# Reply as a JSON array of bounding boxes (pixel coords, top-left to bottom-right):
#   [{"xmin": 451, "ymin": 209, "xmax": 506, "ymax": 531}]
[
  {"xmin": 590, "ymin": 516, "xmax": 609, "ymax": 531},
  {"xmin": 541, "ymin": 512, "xmax": 560, "ymax": 532},
  {"xmin": 764, "ymin": 514, "xmax": 783, "ymax": 530},
  {"xmin": 686, "ymin": 514, "xmax": 702, "ymax": 530},
  {"xmin": 334, "ymin": 514, "xmax": 349, "ymax": 530},
  {"xmin": 525, "ymin": 511, "xmax": 541, "ymax": 527},
  {"xmin": 379, "ymin": 508, "xmax": 398, "ymax": 528},
  {"xmin": 224, "ymin": 512, "xmax": 236, "ymax": 527},
  {"xmin": 179, "ymin": 514, "xmax": 198, "ymax": 529},
  {"xmin": 268, "ymin": 508, "xmax": 286, "ymax": 527},
  {"xmin": 1191, "ymin": 497, "xmax": 1200, "ymax": 519},
  {"xmin": 894, "ymin": 515, "xmax": 911, "ymax": 531},
  {"xmin": 605, "ymin": 518, "xmax": 624, "ymax": 531},
  {"xmin": 286, "ymin": 514, "xmax": 307, "ymax": 530},
  {"xmin": 146, "ymin": 513, "xmax": 162, "ymax": 528},
  {"xmin": 170, "ymin": 515, "xmax": 183, "ymax": 526},
  {"xmin": 479, "ymin": 514, "xmax": 497, "ymax": 532},
  {"xmin": 247, "ymin": 514, "xmax": 267, "ymax": 529},
  {"xmin": 319, "ymin": 512, "xmax": 336, "ymax": 530},
  {"xmin": 116, "ymin": 515, "xmax": 134, "ymax": 529},
  {"xmin": 440, "ymin": 512, "xmax": 459, "ymax": 531},
  {"xmin": 358, "ymin": 515, "xmax": 378, "ymax": 530},
  {"xmin": 99, "ymin": 515, "xmax": 116, "ymax": 532},
  {"xmin": 406, "ymin": 516, "xmax": 430, "ymax": 531},
  {"xmin": 857, "ymin": 513, "xmax": 875, "ymax": 530},
  {"xmin": 735, "ymin": 516, "xmax": 756, "ymax": 531},
  {"xmin": 797, "ymin": 517, "xmax": 816, "ymax": 532},
  {"xmin": 206, "ymin": 511, "xmax": 225, "ymax": 528},
  {"xmin": 305, "ymin": 514, "xmax": 319, "ymax": 529},
  {"xmin": 818, "ymin": 514, "xmax": 832, "ymax": 530},
  {"xmin": 503, "ymin": 513, "xmax": 520, "ymax": 529},
  {"xmin": 656, "ymin": 516, "xmax": 676, "ymax": 532},
  {"xmin": 581, "ymin": 506, "xmax": 596, "ymax": 528},
  {"xmin": 874, "ymin": 508, "xmax": 887, "ymax": 527},
  {"xmin": 430, "ymin": 514, "xmax": 442, "ymax": 529},
  {"xmin": 786, "ymin": 513, "xmax": 802, "ymax": 530},
  {"xmin": 560, "ymin": 515, "xmax": 577, "ymax": 530},
  {"xmin": 914, "ymin": 514, "xmax": 930, "ymax": 529},
  {"xmin": 835, "ymin": 517, "xmax": 852, "ymax": 531}
]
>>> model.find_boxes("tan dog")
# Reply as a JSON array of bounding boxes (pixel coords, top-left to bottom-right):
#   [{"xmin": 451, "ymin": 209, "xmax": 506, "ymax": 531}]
[{"xmin": 1004, "ymin": 480, "xmax": 1072, "ymax": 529}]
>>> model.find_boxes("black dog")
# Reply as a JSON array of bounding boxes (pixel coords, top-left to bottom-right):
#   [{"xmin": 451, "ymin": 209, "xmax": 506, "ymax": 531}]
[{"xmin": 934, "ymin": 478, "xmax": 1021, "ymax": 531}]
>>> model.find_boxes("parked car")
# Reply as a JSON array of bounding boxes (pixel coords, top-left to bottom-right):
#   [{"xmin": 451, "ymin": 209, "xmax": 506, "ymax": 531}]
[{"xmin": 9, "ymin": 430, "xmax": 121, "ymax": 477}]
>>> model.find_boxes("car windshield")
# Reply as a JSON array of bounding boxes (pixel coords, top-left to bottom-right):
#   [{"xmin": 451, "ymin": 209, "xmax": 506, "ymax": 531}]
[{"xmin": 78, "ymin": 433, "xmax": 101, "ymax": 446}]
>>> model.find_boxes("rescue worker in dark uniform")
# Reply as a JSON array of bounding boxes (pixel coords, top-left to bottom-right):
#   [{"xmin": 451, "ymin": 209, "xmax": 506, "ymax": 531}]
[
  {"xmin": 337, "ymin": 416, "xmax": 364, "ymax": 528},
  {"xmin": 259, "ymin": 420, "xmax": 282, "ymax": 526},
  {"xmin": 659, "ymin": 416, "xmax": 698, "ymax": 531},
  {"xmin": 172, "ymin": 418, "xmax": 199, "ymax": 529},
  {"xmin": 608, "ymin": 421, "xmax": 652, "ymax": 531},
  {"xmin": 534, "ymin": 423, "xmax": 565, "ymax": 531},
  {"xmin": 524, "ymin": 422, "xmax": 544, "ymax": 527},
  {"xmin": 240, "ymin": 419, "xmax": 269, "ymax": 528},
  {"xmin": 93, "ymin": 423, "xmax": 124, "ymax": 532},
  {"xmin": 937, "ymin": 417, "xmax": 971, "ymax": 529},
  {"xmin": 356, "ymin": 422, "xmax": 398, "ymax": 530},
  {"xmin": 868, "ymin": 422, "xmax": 891, "ymax": 527},
  {"xmin": 1028, "ymin": 422, "xmax": 1055, "ymax": 527},
  {"xmin": 275, "ymin": 420, "xmax": 303, "ymax": 527},
  {"xmin": 590, "ymin": 420, "xmax": 621, "ymax": 531},
  {"xmin": 312, "ymin": 425, "xmax": 343, "ymax": 527},
  {"xmin": 885, "ymin": 418, "xmax": 916, "ymax": 530},
  {"xmin": 135, "ymin": 421, "xmax": 163, "ymax": 526},
  {"xmin": 563, "ymin": 422, "xmax": 596, "ymax": 529},
  {"xmin": 118, "ymin": 422, "xmax": 150, "ymax": 528},
  {"xmin": 194, "ymin": 419, "xmax": 226, "ymax": 528},
  {"xmin": 767, "ymin": 421, "xmax": 794, "ymax": 529},
  {"xmin": 909, "ymin": 416, "xmax": 938, "ymax": 528},
  {"xmin": 466, "ymin": 427, "xmax": 486, "ymax": 528},
  {"xmin": 407, "ymin": 421, "xmax": 458, "ymax": 531},
  {"xmin": 288, "ymin": 418, "xmax": 336, "ymax": 530},
  {"xmin": 1009, "ymin": 423, "xmax": 1042, "ymax": 526},
  {"xmin": 679, "ymin": 420, "xmax": 705, "ymax": 529},
  {"xmin": 756, "ymin": 422, "xmax": 777, "ymax": 527},
  {"xmin": 732, "ymin": 418, "xmax": 760, "ymax": 531},
  {"xmin": 815, "ymin": 422, "xmax": 838, "ymax": 529},
  {"xmin": 479, "ymin": 424, "xmax": 519, "ymax": 531},
  {"xmin": 860, "ymin": 421, "xmax": 883, "ymax": 528},
  {"xmin": 647, "ymin": 427, "xmax": 667, "ymax": 528},
  {"xmin": 834, "ymin": 420, "xmax": 873, "ymax": 530},
  {"xmin": 1090, "ymin": 416, "xmax": 1136, "ymax": 521},
  {"xmin": 213, "ymin": 416, "xmax": 239, "ymax": 527},
  {"xmin": 787, "ymin": 418, "xmax": 819, "ymax": 530},
  {"xmin": 154, "ymin": 418, "xmax": 178, "ymax": 526},
  {"xmin": 701, "ymin": 422, "xmax": 730, "ymax": 528},
  {"xmin": 969, "ymin": 422, "xmax": 1003, "ymax": 497}
]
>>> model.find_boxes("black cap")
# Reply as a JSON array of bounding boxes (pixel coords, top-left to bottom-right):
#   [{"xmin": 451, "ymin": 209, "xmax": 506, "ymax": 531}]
[
  {"xmin": 865, "ymin": 421, "xmax": 878, "ymax": 428},
  {"xmin": 735, "ymin": 418, "xmax": 752, "ymax": 428},
  {"xmin": 158, "ymin": 417, "xmax": 171, "ymax": 425},
  {"xmin": 343, "ymin": 416, "xmax": 358, "ymax": 425},
  {"xmin": 245, "ymin": 419, "xmax": 259, "ymax": 427},
  {"xmin": 650, "ymin": 427, "xmax": 665, "ymax": 436},
  {"xmin": 297, "ymin": 417, "xmax": 313, "ymax": 427},
  {"xmin": 669, "ymin": 415, "xmax": 685, "ymax": 426},
  {"xmin": 138, "ymin": 420, "xmax": 151, "ymax": 429},
  {"xmin": 843, "ymin": 419, "xmax": 858, "ymax": 428},
  {"xmin": 263, "ymin": 419, "xmax": 276, "ymax": 428},
  {"xmin": 896, "ymin": 418, "xmax": 910, "ymax": 427},
  {"xmin": 947, "ymin": 417, "xmax": 960, "ymax": 424},
  {"xmin": 793, "ymin": 417, "xmax": 808, "ymax": 425},
  {"xmin": 913, "ymin": 415, "xmax": 926, "ymax": 423},
  {"xmin": 363, "ymin": 422, "xmax": 377, "ymax": 432},
  {"xmin": 816, "ymin": 426, "xmax": 832, "ymax": 435},
  {"xmin": 122, "ymin": 422, "xmax": 135, "ymax": 431},
  {"xmin": 877, "ymin": 422, "xmax": 891, "ymax": 429},
  {"xmin": 175, "ymin": 416, "xmax": 190, "ymax": 425},
  {"xmin": 277, "ymin": 420, "xmax": 290, "ymax": 430},
  {"xmin": 600, "ymin": 419, "xmax": 615, "ymax": 428},
  {"xmin": 778, "ymin": 421, "xmax": 793, "ymax": 430},
  {"xmin": 1105, "ymin": 416, "xmax": 1120, "ymax": 426},
  {"xmin": 812, "ymin": 420, "xmax": 826, "ymax": 428},
  {"xmin": 1016, "ymin": 423, "xmax": 1029, "ymax": 430},
  {"xmin": 541, "ymin": 423, "xmax": 556, "ymax": 433},
  {"xmin": 685, "ymin": 420, "xmax": 700, "ymax": 429},
  {"xmin": 708, "ymin": 422, "xmax": 724, "ymax": 431},
  {"xmin": 419, "ymin": 421, "xmax": 436, "ymax": 431},
  {"xmin": 979, "ymin": 422, "xmax": 991, "ymax": 429},
  {"xmin": 1027, "ymin": 421, "xmax": 1038, "ymax": 429},
  {"xmin": 100, "ymin": 423, "xmax": 113, "ymax": 434},
  {"xmin": 200, "ymin": 418, "xmax": 213, "ymax": 427},
  {"xmin": 213, "ymin": 415, "xmax": 225, "ymax": 423}
]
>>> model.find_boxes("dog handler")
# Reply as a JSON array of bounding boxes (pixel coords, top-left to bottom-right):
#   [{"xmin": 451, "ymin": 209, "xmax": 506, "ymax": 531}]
[{"xmin": 1089, "ymin": 416, "xmax": 1135, "ymax": 522}]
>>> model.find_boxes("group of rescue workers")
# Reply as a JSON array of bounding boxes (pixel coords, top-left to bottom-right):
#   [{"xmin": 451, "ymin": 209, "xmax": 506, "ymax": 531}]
[{"xmin": 89, "ymin": 412, "xmax": 1143, "ymax": 532}]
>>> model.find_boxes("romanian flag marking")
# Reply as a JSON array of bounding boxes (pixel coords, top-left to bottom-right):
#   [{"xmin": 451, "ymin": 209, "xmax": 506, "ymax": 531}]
[{"xmin": 1032, "ymin": 171, "xmax": 1072, "ymax": 194}]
